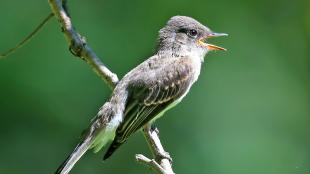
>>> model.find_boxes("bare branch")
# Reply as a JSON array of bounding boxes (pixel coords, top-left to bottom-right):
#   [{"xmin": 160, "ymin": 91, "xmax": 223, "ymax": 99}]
[
  {"xmin": 48, "ymin": 0, "xmax": 174, "ymax": 173},
  {"xmin": 48, "ymin": 0, "xmax": 118, "ymax": 88},
  {"xmin": 136, "ymin": 154, "xmax": 167, "ymax": 174},
  {"xmin": 143, "ymin": 125, "xmax": 175, "ymax": 174}
]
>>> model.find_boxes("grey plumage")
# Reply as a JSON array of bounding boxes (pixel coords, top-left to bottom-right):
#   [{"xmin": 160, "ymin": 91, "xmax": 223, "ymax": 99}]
[{"xmin": 55, "ymin": 16, "xmax": 227, "ymax": 174}]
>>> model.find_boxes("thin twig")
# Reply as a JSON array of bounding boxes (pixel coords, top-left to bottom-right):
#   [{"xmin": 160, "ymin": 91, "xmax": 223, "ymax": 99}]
[
  {"xmin": 0, "ymin": 13, "xmax": 54, "ymax": 59},
  {"xmin": 48, "ymin": 0, "xmax": 174, "ymax": 173},
  {"xmin": 136, "ymin": 154, "xmax": 167, "ymax": 174}
]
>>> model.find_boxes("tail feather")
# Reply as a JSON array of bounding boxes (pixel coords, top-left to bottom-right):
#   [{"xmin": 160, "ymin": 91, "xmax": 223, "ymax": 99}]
[
  {"xmin": 103, "ymin": 140, "xmax": 123, "ymax": 160},
  {"xmin": 55, "ymin": 102, "xmax": 118, "ymax": 174},
  {"xmin": 55, "ymin": 136, "xmax": 93, "ymax": 174}
]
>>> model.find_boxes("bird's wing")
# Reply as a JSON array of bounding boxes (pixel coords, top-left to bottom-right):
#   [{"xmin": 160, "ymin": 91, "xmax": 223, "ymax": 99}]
[{"xmin": 103, "ymin": 57, "xmax": 194, "ymax": 159}]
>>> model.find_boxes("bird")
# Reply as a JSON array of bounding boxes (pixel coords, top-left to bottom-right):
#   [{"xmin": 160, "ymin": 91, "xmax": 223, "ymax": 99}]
[{"xmin": 55, "ymin": 16, "xmax": 227, "ymax": 174}]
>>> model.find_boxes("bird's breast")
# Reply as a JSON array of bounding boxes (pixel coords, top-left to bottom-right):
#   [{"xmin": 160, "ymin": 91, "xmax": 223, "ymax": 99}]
[{"xmin": 189, "ymin": 55, "xmax": 203, "ymax": 83}]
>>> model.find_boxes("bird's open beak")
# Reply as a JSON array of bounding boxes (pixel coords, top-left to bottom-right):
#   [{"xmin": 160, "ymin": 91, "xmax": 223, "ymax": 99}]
[{"xmin": 198, "ymin": 32, "xmax": 228, "ymax": 51}]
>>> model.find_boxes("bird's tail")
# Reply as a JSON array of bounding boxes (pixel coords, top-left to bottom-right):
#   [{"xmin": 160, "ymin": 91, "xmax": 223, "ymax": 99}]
[
  {"xmin": 55, "ymin": 126, "xmax": 96, "ymax": 174},
  {"xmin": 55, "ymin": 102, "xmax": 118, "ymax": 174},
  {"xmin": 103, "ymin": 140, "xmax": 123, "ymax": 160}
]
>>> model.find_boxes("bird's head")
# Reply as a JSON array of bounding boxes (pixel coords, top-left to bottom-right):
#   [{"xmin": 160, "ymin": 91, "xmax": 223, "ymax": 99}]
[{"xmin": 156, "ymin": 16, "xmax": 227, "ymax": 57}]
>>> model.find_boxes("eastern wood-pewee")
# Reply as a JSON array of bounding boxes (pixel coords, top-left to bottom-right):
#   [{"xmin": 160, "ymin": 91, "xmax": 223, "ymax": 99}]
[{"xmin": 56, "ymin": 16, "xmax": 227, "ymax": 174}]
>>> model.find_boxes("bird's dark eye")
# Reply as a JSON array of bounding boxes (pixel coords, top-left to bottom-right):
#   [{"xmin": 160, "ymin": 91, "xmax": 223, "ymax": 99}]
[{"xmin": 188, "ymin": 29, "xmax": 198, "ymax": 37}]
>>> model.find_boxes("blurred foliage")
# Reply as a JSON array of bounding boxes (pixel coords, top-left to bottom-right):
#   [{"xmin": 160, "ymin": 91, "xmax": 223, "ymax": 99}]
[{"xmin": 0, "ymin": 0, "xmax": 309, "ymax": 174}]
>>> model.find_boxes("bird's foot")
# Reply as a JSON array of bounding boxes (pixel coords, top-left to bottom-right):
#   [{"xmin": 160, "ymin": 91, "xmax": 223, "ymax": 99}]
[
  {"xmin": 157, "ymin": 151, "xmax": 172, "ymax": 163},
  {"xmin": 150, "ymin": 124, "xmax": 160, "ymax": 134}
]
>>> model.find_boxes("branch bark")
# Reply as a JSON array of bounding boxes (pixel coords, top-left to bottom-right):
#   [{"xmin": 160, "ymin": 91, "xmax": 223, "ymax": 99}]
[
  {"xmin": 48, "ymin": 0, "xmax": 174, "ymax": 173},
  {"xmin": 48, "ymin": 0, "xmax": 118, "ymax": 89}
]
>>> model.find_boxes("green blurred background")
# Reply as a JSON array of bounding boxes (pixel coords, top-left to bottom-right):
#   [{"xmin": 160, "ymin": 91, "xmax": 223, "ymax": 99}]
[{"xmin": 1, "ymin": 0, "xmax": 310, "ymax": 173}]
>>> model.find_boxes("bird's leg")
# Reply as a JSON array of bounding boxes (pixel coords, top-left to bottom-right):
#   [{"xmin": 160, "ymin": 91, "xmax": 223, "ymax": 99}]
[
  {"xmin": 150, "ymin": 124, "xmax": 159, "ymax": 134},
  {"xmin": 156, "ymin": 150, "xmax": 172, "ymax": 163}
]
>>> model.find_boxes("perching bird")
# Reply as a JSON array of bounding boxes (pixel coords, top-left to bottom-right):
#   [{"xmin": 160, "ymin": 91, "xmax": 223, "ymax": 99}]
[{"xmin": 56, "ymin": 16, "xmax": 227, "ymax": 174}]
